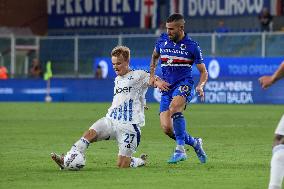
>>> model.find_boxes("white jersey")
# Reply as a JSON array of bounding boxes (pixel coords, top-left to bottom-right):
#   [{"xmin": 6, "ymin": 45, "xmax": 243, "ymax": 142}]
[
  {"xmin": 106, "ymin": 70, "xmax": 150, "ymax": 127},
  {"xmin": 275, "ymin": 114, "xmax": 284, "ymax": 135}
]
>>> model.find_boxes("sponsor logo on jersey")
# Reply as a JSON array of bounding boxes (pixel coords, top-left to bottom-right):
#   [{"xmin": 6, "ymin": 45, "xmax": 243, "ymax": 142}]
[
  {"xmin": 160, "ymin": 48, "xmax": 189, "ymax": 56},
  {"xmin": 114, "ymin": 86, "xmax": 132, "ymax": 95}
]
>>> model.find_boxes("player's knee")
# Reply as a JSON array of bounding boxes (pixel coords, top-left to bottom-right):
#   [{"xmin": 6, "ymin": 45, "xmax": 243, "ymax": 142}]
[
  {"xmin": 169, "ymin": 105, "xmax": 184, "ymax": 115},
  {"xmin": 117, "ymin": 159, "xmax": 130, "ymax": 168},
  {"xmin": 169, "ymin": 105, "xmax": 178, "ymax": 115},
  {"xmin": 83, "ymin": 129, "xmax": 97, "ymax": 143}
]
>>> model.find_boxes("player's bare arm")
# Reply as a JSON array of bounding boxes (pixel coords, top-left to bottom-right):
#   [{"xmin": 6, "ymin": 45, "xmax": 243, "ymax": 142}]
[
  {"xmin": 259, "ymin": 61, "xmax": 284, "ymax": 89},
  {"xmin": 196, "ymin": 63, "xmax": 208, "ymax": 102},
  {"xmin": 150, "ymin": 49, "xmax": 160, "ymax": 86}
]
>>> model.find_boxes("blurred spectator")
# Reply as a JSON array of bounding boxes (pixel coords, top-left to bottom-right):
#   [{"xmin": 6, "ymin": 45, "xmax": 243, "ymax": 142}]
[
  {"xmin": 95, "ymin": 65, "xmax": 103, "ymax": 79},
  {"xmin": 258, "ymin": 7, "xmax": 273, "ymax": 32},
  {"xmin": 0, "ymin": 65, "xmax": 8, "ymax": 79},
  {"xmin": 215, "ymin": 20, "xmax": 229, "ymax": 33},
  {"xmin": 29, "ymin": 58, "xmax": 43, "ymax": 79},
  {"xmin": 94, "ymin": 60, "xmax": 108, "ymax": 79},
  {"xmin": 155, "ymin": 22, "xmax": 166, "ymax": 36}
]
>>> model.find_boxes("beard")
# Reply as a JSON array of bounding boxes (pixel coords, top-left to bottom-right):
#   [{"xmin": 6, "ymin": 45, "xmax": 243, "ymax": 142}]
[{"xmin": 169, "ymin": 34, "xmax": 179, "ymax": 42}]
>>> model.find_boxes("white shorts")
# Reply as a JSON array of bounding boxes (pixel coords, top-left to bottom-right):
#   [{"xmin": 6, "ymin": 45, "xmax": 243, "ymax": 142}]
[
  {"xmin": 275, "ymin": 115, "xmax": 284, "ymax": 136},
  {"xmin": 89, "ymin": 117, "xmax": 141, "ymax": 157}
]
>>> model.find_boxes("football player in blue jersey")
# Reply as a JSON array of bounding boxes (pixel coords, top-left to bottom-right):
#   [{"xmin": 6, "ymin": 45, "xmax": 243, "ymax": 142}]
[
  {"xmin": 149, "ymin": 13, "xmax": 208, "ymax": 164},
  {"xmin": 259, "ymin": 61, "xmax": 284, "ymax": 189}
]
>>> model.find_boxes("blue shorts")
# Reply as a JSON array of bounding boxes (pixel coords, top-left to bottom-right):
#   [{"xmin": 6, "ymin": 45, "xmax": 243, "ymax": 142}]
[{"xmin": 160, "ymin": 78, "xmax": 195, "ymax": 113}]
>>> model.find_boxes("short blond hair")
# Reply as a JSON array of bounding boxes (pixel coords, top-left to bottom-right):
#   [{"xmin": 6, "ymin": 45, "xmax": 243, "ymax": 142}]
[{"xmin": 111, "ymin": 46, "xmax": 130, "ymax": 61}]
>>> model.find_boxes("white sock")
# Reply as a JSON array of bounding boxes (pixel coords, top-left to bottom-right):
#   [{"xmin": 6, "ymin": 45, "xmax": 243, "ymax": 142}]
[
  {"xmin": 176, "ymin": 145, "xmax": 185, "ymax": 152},
  {"xmin": 130, "ymin": 157, "xmax": 145, "ymax": 168},
  {"xmin": 268, "ymin": 144, "xmax": 284, "ymax": 189},
  {"xmin": 70, "ymin": 137, "xmax": 90, "ymax": 154}
]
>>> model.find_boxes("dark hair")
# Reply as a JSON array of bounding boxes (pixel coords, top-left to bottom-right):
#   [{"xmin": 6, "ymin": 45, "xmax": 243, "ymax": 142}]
[{"xmin": 166, "ymin": 13, "xmax": 184, "ymax": 23}]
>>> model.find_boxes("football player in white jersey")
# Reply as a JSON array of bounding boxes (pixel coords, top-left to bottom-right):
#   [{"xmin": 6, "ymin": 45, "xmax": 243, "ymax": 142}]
[
  {"xmin": 259, "ymin": 61, "xmax": 284, "ymax": 189},
  {"xmin": 51, "ymin": 46, "xmax": 166, "ymax": 169}
]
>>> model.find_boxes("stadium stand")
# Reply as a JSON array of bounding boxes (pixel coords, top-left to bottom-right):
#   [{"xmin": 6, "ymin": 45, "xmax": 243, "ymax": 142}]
[
  {"xmin": 215, "ymin": 34, "xmax": 262, "ymax": 57},
  {"xmin": 266, "ymin": 34, "xmax": 284, "ymax": 56},
  {"xmin": 39, "ymin": 38, "xmax": 75, "ymax": 75},
  {"xmin": 122, "ymin": 36, "xmax": 157, "ymax": 57},
  {"xmin": 48, "ymin": 28, "xmax": 157, "ymax": 36},
  {"xmin": 0, "ymin": 0, "xmax": 284, "ymax": 79}
]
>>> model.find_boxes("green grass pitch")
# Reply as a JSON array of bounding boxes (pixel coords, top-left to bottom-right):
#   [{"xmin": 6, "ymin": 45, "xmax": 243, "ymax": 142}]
[{"xmin": 0, "ymin": 103, "xmax": 283, "ymax": 189}]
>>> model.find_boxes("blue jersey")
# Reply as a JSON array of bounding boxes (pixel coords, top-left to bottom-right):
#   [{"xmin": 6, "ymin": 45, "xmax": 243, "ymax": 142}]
[{"xmin": 155, "ymin": 33, "xmax": 204, "ymax": 85}]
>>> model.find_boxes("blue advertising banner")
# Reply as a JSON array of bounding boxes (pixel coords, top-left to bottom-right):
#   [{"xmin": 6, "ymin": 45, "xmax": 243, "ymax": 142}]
[
  {"xmin": 0, "ymin": 79, "xmax": 111, "ymax": 102},
  {"xmin": 94, "ymin": 57, "xmax": 284, "ymax": 78},
  {"xmin": 201, "ymin": 57, "xmax": 284, "ymax": 104},
  {"xmin": 202, "ymin": 77, "xmax": 284, "ymax": 104},
  {"xmin": 169, "ymin": 0, "xmax": 271, "ymax": 17},
  {"xmin": 1, "ymin": 57, "xmax": 284, "ymax": 104},
  {"xmin": 0, "ymin": 77, "xmax": 283, "ymax": 104},
  {"xmin": 0, "ymin": 79, "xmax": 156, "ymax": 103},
  {"xmin": 204, "ymin": 57, "xmax": 284, "ymax": 79},
  {"xmin": 48, "ymin": 0, "xmax": 158, "ymax": 29}
]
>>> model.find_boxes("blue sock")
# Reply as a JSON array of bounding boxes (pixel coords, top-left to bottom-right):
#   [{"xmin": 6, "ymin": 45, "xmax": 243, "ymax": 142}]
[
  {"xmin": 184, "ymin": 131, "xmax": 197, "ymax": 148},
  {"xmin": 172, "ymin": 112, "xmax": 186, "ymax": 146}
]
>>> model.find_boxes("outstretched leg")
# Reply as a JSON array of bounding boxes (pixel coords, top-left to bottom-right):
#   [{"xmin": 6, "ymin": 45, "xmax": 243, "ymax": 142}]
[
  {"xmin": 51, "ymin": 131, "xmax": 93, "ymax": 170},
  {"xmin": 160, "ymin": 94, "xmax": 207, "ymax": 164},
  {"xmin": 51, "ymin": 117, "xmax": 111, "ymax": 170},
  {"xmin": 269, "ymin": 136, "xmax": 284, "ymax": 189},
  {"xmin": 268, "ymin": 115, "xmax": 284, "ymax": 189},
  {"xmin": 167, "ymin": 96, "xmax": 188, "ymax": 163}
]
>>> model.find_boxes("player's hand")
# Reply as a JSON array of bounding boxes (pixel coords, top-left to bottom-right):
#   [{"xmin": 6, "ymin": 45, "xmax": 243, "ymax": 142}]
[
  {"xmin": 259, "ymin": 76, "xmax": 273, "ymax": 89},
  {"xmin": 196, "ymin": 85, "xmax": 205, "ymax": 102},
  {"xmin": 155, "ymin": 80, "xmax": 170, "ymax": 91}
]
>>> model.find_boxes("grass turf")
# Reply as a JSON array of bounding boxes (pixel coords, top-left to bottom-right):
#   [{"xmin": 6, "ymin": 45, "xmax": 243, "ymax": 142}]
[{"xmin": 0, "ymin": 103, "xmax": 283, "ymax": 189}]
